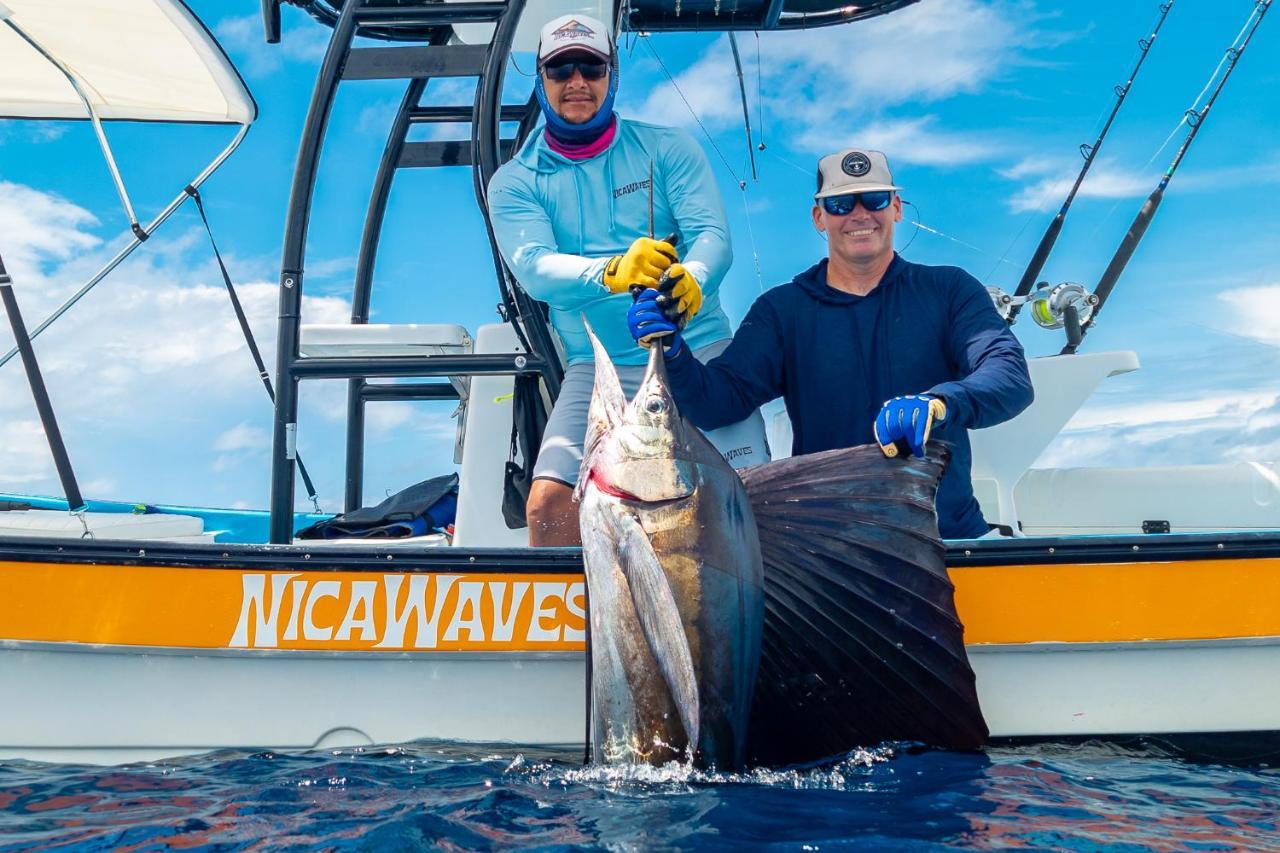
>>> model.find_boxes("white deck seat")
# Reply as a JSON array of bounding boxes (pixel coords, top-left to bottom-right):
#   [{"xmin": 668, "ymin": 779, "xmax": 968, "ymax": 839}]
[
  {"xmin": 300, "ymin": 321, "xmax": 475, "ymax": 403},
  {"xmin": 299, "ymin": 321, "xmax": 530, "ymax": 547},
  {"xmin": 0, "ymin": 509, "xmax": 207, "ymax": 540},
  {"xmin": 299, "ymin": 323, "xmax": 472, "ymax": 358}
]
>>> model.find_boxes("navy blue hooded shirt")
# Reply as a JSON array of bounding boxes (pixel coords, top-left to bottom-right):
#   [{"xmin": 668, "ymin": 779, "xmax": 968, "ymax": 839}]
[{"xmin": 664, "ymin": 253, "xmax": 1034, "ymax": 539}]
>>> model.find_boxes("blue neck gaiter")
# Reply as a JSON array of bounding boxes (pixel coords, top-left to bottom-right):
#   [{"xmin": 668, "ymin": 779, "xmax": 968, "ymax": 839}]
[{"xmin": 535, "ymin": 68, "xmax": 619, "ymax": 146}]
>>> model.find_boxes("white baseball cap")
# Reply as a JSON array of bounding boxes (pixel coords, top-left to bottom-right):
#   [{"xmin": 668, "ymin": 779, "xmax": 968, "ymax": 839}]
[
  {"xmin": 815, "ymin": 149, "xmax": 901, "ymax": 199},
  {"xmin": 537, "ymin": 14, "xmax": 613, "ymax": 67}
]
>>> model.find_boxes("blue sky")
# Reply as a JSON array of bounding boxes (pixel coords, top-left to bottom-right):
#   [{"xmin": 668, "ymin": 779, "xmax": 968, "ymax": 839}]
[{"xmin": 1, "ymin": 0, "xmax": 1277, "ymax": 511}]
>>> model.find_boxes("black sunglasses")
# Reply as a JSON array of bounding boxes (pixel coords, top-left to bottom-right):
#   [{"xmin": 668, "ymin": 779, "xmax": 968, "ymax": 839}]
[
  {"xmin": 542, "ymin": 59, "xmax": 609, "ymax": 82},
  {"xmin": 820, "ymin": 191, "xmax": 894, "ymax": 216}
]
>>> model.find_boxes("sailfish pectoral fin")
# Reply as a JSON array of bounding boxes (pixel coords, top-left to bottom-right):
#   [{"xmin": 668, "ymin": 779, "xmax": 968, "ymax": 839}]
[{"xmin": 615, "ymin": 514, "xmax": 700, "ymax": 753}]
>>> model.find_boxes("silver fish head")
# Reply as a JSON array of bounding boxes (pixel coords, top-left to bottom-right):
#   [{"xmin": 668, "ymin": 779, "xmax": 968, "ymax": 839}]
[{"xmin": 580, "ymin": 328, "xmax": 696, "ymax": 504}]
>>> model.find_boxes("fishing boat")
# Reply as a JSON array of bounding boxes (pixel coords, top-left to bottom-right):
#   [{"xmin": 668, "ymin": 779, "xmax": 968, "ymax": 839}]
[{"xmin": 1, "ymin": 0, "xmax": 1277, "ymax": 765}]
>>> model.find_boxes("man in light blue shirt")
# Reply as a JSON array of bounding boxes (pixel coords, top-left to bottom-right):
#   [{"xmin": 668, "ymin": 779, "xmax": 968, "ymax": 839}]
[{"xmin": 488, "ymin": 13, "xmax": 768, "ymax": 546}]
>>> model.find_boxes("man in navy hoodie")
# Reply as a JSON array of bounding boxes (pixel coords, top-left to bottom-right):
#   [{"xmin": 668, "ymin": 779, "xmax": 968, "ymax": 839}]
[{"xmin": 627, "ymin": 148, "xmax": 1034, "ymax": 539}]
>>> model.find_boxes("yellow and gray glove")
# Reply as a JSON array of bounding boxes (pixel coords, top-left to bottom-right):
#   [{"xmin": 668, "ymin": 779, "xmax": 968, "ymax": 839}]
[
  {"xmin": 655, "ymin": 264, "xmax": 703, "ymax": 325},
  {"xmin": 602, "ymin": 237, "xmax": 678, "ymax": 294}
]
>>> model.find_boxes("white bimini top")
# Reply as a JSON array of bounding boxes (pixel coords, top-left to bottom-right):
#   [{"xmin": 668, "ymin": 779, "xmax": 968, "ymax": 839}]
[{"xmin": 0, "ymin": 0, "xmax": 255, "ymax": 124}]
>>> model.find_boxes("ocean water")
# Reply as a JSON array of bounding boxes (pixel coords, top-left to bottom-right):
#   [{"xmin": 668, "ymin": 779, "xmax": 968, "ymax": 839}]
[{"xmin": 1, "ymin": 741, "xmax": 1277, "ymax": 851}]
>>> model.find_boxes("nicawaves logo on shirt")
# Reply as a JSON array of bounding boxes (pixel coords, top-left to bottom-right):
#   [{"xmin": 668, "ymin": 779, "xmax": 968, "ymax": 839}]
[{"xmin": 613, "ymin": 178, "xmax": 651, "ymax": 199}]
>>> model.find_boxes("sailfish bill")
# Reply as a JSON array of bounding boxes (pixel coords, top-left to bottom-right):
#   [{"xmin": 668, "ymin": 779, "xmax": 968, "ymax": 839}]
[{"xmin": 577, "ymin": 325, "xmax": 986, "ymax": 769}]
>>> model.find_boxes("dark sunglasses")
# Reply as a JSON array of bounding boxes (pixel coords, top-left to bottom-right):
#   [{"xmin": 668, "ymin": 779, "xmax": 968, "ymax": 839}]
[
  {"xmin": 820, "ymin": 191, "xmax": 894, "ymax": 216},
  {"xmin": 542, "ymin": 59, "xmax": 609, "ymax": 82}
]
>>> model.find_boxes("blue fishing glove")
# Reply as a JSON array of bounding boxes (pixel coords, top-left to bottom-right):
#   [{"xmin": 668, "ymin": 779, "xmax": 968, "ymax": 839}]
[
  {"xmin": 627, "ymin": 288, "xmax": 684, "ymax": 357},
  {"xmin": 874, "ymin": 394, "xmax": 948, "ymax": 458}
]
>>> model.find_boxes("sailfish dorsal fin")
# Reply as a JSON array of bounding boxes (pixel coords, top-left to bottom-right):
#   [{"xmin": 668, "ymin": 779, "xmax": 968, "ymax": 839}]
[{"xmin": 576, "ymin": 320, "xmax": 626, "ymax": 502}]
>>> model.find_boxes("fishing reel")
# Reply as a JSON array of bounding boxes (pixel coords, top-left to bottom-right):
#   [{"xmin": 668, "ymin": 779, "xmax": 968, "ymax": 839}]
[
  {"xmin": 1025, "ymin": 282, "xmax": 1098, "ymax": 331},
  {"xmin": 986, "ymin": 282, "xmax": 1099, "ymax": 350}
]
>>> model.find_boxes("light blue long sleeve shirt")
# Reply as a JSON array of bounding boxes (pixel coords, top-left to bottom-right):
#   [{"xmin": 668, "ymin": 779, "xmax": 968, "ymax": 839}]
[{"xmin": 487, "ymin": 117, "xmax": 733, "ymax": 365}]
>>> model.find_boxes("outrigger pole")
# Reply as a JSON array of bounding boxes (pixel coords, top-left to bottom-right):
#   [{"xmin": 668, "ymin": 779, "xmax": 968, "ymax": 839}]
[
  {"xmin": 0, "ymin": 254, "xmax": 86, "ymax": 515},
  {"xmin": 1065, "ymin": 0, "xmax": 1271, "ymax": 354},
  {"xmin": 1006, "ymin": 1, "xmax": 1175, "ymax": 322}
]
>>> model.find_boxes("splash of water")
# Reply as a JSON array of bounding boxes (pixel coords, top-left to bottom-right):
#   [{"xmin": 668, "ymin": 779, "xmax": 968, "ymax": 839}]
[{"xmin": 516, "ymin": 744, "xmax": 897, "ymax": 792}]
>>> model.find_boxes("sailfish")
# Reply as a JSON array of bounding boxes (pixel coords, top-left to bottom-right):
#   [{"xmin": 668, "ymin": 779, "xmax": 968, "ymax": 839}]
[{"xmin": 576, "ymin": 328, "xmax": 988, "ymax": 769}]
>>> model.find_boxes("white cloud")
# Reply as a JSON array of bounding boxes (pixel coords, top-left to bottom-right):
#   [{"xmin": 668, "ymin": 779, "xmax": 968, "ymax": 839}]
[
  {"xmin": 299, "ymin": 255, "xmax": 356, "ymax": 286},
  {"xmin": 630, "ymin": 0, "xmax": 1029, "ymax": 166},
  {"xmin": 629, "ymin": 42, "xmax": 743, "ymax": 130},
  {"xmin": 0, "ymin": 419, "xmax": 55, "ymax": 486},
  {"xmin": 214, "ymin": 423, "xmax": 271, "ymax": 453},
  {"xmin": 0, "ymin": 181, "xmax": 467, "ymax": 512},
  {"xmin": 1218, "ymin": 284, "xmax": 1280, "ymax": 348},
  {"xmin": 1001, "ymin": 156, "xmax": 1280, "ymax": 214},
  {"xmin": 1178, "ymin": 160, "xmax": 1280, "ymax": 193},
  {"xmin": 1061, "ymin": 391, "xmax": 1279, "ymax": 433},
  {"xmin": 793, "ymin": 116, "xmax": 992, "ymax": 166},
  {"xmin": 1002, "ymin": 156, "xmax": 1153, "ymax": 213},
  {"xmin": 997, "ymin": 155, "xmax": 1060, "ymax": 181},
  {"xmin": 0, "ymin": 182, "xmax": 100, "ymax": 280},
  {"xmin": 357, "ymin": 98, "xmax": 404, "ymax": 137},
  {"xmin": 364, "ymin": 403, "xmax": 460, "ymax": 442},
  {"xmin": 215, "ymin": 13, "xmax": 330, "ymax": 77},
  {"xmin": 82, "ymin": 477, "xmax": 118, "ymax": 495},
  {"xmin": 0, "ymin": 122, "xmax": 69, "ymax": 146},
  {"xmin": 1036, "ymin": 390, "xmax": 1280, "ymax": 470},
  {"xmin": 365, "ymin": 402, "xmax": 417, "ymax": 433},
  {"xmin": 0, "ymin": 182, "xmax": 352, "ymax": 505}
]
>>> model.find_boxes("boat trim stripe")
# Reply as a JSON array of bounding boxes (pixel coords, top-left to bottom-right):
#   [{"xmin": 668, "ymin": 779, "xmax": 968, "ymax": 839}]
[{"xmin": 0, "ymin": 529, "xmax": 1278, "ymax": 571}]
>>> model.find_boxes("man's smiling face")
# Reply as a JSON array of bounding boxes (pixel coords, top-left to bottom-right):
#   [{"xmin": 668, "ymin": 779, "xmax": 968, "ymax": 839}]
[{"xmin": 812, "ymin": 193, "xmax": 902, "ymax": 268}]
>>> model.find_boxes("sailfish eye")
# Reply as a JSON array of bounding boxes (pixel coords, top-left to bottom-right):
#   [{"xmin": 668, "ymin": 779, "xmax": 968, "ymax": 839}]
[{"xmin": 644, "ymin": 396, "xmax": 667, "ymax": 415}]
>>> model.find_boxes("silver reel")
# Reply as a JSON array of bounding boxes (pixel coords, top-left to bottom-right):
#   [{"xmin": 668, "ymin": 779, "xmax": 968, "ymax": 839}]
[
  {"xmin": 986, "ymin": 282, "xmax": 1099, "ymax": 329},
  {"xmin": 1025, "ymin": 282, "xmax": 1098, "ymax": 330}
]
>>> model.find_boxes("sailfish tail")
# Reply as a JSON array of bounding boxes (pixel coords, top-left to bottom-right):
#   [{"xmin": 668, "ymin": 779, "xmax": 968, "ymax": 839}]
[{"xmin": 740, "ymin": 444, "xmax": 988, "ymax": 765}]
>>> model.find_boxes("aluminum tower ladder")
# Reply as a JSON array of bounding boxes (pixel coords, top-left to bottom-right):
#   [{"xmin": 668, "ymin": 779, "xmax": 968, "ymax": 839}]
[{"xmin": 265, "ymin": 0, "xmax": 566, "ymax": 542}]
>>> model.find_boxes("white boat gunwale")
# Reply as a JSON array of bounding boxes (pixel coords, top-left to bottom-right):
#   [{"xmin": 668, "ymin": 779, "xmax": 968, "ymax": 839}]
[{"xmin": 3, "ymin": 528, "xmax": 1278, "ymax": 570}]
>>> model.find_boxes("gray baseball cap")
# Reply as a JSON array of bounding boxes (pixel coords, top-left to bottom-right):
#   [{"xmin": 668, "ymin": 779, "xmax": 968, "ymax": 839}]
[{"xmin": 814, "ymin": 148, "xmax": 900, "ymax": 199}]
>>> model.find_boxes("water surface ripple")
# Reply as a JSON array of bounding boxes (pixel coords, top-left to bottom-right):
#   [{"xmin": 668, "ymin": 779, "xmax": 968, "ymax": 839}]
[{"xmin": 2, "ymin": 741, "xmax": 1277, "ymax": 850}]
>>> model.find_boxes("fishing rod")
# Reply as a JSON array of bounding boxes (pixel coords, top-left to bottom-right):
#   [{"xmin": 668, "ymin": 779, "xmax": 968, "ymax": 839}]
[
  {"xmin": 1063, "ymin": 0, "xmax": 1270, "ymax": 354},
  {"xmin": 1005, "ymin": 1, "xmax": 1175, "ymax": 322},
  {"xmin": 727, "ymin": 32, "xmax": 759, "ymax": 181}
]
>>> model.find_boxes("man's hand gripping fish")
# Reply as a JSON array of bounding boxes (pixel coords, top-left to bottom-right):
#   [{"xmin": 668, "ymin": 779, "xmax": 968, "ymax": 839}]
[{"xmin": 576, "ymin": 326, "xmax": 988, "ymax": 770}]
